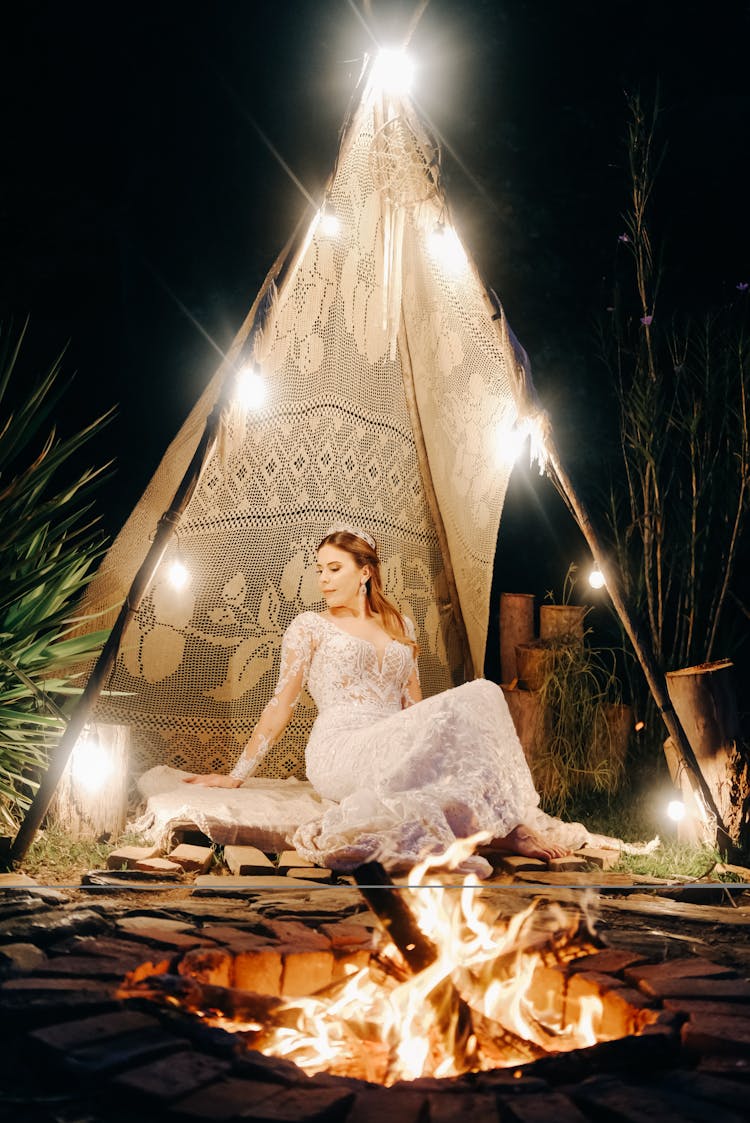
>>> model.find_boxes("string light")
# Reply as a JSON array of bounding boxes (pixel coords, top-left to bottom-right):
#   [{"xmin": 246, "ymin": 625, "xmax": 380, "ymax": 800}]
[
  {"xmin": 588, "ymin": 565, "xmax": 606, "ymax": 590},
  {"xmin": 428, "ymin": 223, "xmax": 467, "ymax": 275},
  {"xmin": 371, "ymin": 48, "xmax": 415, "ymax": 95},
  {"xmin": 168, "ymin": 559, "xmax": 190, "ymax": 590},
  {"xmin": 496, "ymin": 422, "xmax": 529, "ymax": 467},
  {"xmin": 236, "ymin": 365, "xmax": 267, "ymax": 411}
]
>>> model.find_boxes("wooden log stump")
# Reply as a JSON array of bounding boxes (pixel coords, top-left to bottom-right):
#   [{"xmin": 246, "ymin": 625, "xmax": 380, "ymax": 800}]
[
  {"xmin": 48, "ymin": 724, "xmax": 129, "ymax": 841},
  {"xmin": 665, "ymin": 661, "xmax": 750, "ymax": 851},
  {"xmin": 499, "ymin": 593, "xmax": 535, "ymax": 685},
  {"xmin": 539, "ymin": 603, "xmax": 587, "ymax": 643}
]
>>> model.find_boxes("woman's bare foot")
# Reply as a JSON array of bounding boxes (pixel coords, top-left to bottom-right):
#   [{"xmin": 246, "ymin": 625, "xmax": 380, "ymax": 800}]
[{"xmin": 491, "ymin": 824, "xmax": 571, "ymax": 862}]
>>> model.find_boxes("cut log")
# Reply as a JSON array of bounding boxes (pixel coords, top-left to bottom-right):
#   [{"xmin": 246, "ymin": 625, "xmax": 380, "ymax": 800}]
[
  {"xmin": 665, "ymin": 661, "xmax": 750, "ymax": 850},
  {"xmin": 499, "ymin": 593, "xmax": 535, "ymax": 684},
  {"xmin": 47, "ymin": 724, "xmax": 129, "ymax": 841},
  {"xmin": 539, "ymin": 604, "xmax": 587, "ymax": 643}
]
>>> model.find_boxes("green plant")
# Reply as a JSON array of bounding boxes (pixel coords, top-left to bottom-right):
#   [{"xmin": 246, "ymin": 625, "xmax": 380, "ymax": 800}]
[
  {"xmin": 534, "ymin": 638, "xmax": 627, "ymax": 817},
  {"xmin": 0, "ymin": 322, "xmax": 114, "ymax": 831},
  {"xmin": 544, "ymin": 562, "xmax": 580, "ymax": 607}
]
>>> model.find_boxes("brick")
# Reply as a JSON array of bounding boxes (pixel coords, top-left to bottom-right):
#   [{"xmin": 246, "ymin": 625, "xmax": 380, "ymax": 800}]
[
  {"xmin": 697, "ymin": 1055, "xmax": 750, "ymax": 1081},
  {"xmin": 277, "ymin": 849, "xmax": 315, "ymax": 870},
  {"xmin": 503, "ymin": 1091, "xmax": 589, "ymax": 1122},
  {"xmin": 168, "ymin": 844, "xmax": 215, "ymax": 873},
  {"xmin": 232, "ymin": 947, "xmax": 283, "ymax": 994},
  {"xmin": 30, "ymin": 1009, "xmax": 159, "ymax": 1052},
  {"xmin": 571, "ymin": 1073, "xmax": 698, "ymax": 1122},
  {"xmin": 546, "ymin": 856, "xmax": 590, "ymax": 873},
  {"xmin": 134, "ymin": 856, "xmax": 183, "ymax": 874},
  {"xmin": 625, "ymin": 956, "xmax": 738, "ymax": 989},
  {"xmin": 52, "ymin": 935, "xmax": 154, "ymax": 963},
  {"xmin": 658, "ymin": 1069, "xmax": 750, "ymax": 1111},
  {"xmin": 573, "ymin": 846, "xmax": 621, "ymax": 870},
  {"xmin": 177, "ymin": 947, "xmax": 233, "ymax": 987},
  {"xmin": 113, "ymin": 1049, "xmax": 231, "ymax": 1103},
  {"xmin": 663, "ymin": 998, "xmax": 750, "ymax": 1018},
  {"xmin": 331, "ymin": 949, "xmax": 371, "ymax": 980},
  {"xmin": 320, "ymin": 921, "xmax": 378, "ymax": 951},
  {"xmin": 168, "ymin": 1078, "xmax": 297, "ymax": 1120},
  {"xmin": 281, "ymin": 949, "xmax": 333, "ymax": 995},
  {"xmin": 566, "ymin": 948, "xmax": 650, "ymax": 976},
  {"xmin": 194, "ymin": 926, "xmax": 271, "ymax": 952},
  {"xmin": 641, "ymin": 977, "xmax": 750, "ymax": 1002},
  {"xmin": 260, "ymin": 919, "xmax": 330, "ymax": 950},
  {"xmin": 67, "ymin": 1025, "xmax": 189, "ymax": 1075},
  {"xmin": 496, "ymin": 855, "xmax": 547, "ymax": 875},
  {"xmin": 222, "ymin": 845, "xmax": 275, "ymax": 875},
  {"xmin": 116, "ymin": 917, "xmax": 215, "ymax": 950},
  {"xmin": 107, "ymin": 844, "xmax": 162, "ymax": 869},
  {"xmin": 428, "ymin": 1091, "xmax": 501, "ymax": 1121},
  {"xmin": 682, "ymin": 1013, "xmax": 750, "ymax": 1057},
  {"xmin": 345, "ymin": 1088, "xmax": 427, "ymax": 1122},
  {"xmin": 285, "ymin": 867, "xmax": 334, "ymax": 883},
  {"xmin": 31, "ymin": 955, "xmax": 135, "ymax": 979}
]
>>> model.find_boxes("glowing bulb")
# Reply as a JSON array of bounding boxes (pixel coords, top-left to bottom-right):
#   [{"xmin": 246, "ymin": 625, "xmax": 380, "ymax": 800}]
[
  {"xmin": 372, "ymin": 48, "xmax": 415, "ymax": 95},
  {"xmin": 71, "ymin": 739, "xmax": 112, "ymax": 794},
  {"xmin": 589, "ymin": 566, "xmax": 606, "ymax": 590},
  {"xmin": 667, "ymin": 799, "xmax": 686, "ymax": 822},
  {"xmin": 320, "ymin": 212, "xmax": 340, "ymax": 236},
  {"xmin": 428, "ymin": 224, "xmax": 467, "ymax": 275},
  {"xmin": 496, "ymin": 423, "xmax": 529, "ymax": 467},
  {"xmin": 168, "ymin": 560, "xmax": 189, "ymax": 590},
  {"xmin": 236, "ymin": 366, "xmax": 267, "ymax": 410}
]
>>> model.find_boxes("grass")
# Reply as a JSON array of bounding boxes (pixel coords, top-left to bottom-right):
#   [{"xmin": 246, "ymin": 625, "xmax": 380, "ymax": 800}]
[{"xmin": 23, "ymin": 823, "xmax": 151, "ymax": 883}]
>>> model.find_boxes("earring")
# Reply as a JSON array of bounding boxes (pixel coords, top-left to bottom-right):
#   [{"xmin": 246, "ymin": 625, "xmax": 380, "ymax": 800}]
[{"xmin": 359, "ymin": 580, "xmax": 367, "ymax": 598}]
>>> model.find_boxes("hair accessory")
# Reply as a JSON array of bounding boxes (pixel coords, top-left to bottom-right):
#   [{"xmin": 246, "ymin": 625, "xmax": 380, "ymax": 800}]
[{"xmin": 324, "ymin": 524, "xmax": 377, "ymax": 551}]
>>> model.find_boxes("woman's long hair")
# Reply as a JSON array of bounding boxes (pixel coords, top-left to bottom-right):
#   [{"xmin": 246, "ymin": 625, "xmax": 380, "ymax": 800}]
[{"xmin": 316, "ymin": 530, "xmax": 418, "ymax": 653}]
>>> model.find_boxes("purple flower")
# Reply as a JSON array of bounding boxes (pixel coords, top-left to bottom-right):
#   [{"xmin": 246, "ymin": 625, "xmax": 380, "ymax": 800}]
[
  {"xmin": 640, "ymin": 314, "xmax": 653, "ymax": 326},
  {"xmin": 618, "ymin": 233, "xmax": 630, "ymax": 243},
  {"xmin": 737, "ymin": 281, "xmax": 749, "ymax": 292}
]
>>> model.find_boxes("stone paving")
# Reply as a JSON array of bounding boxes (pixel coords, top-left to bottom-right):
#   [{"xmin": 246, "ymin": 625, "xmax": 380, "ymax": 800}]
[{"xmin": 1, "ymin": 862, "xmax": 750, "ymax": 1123}]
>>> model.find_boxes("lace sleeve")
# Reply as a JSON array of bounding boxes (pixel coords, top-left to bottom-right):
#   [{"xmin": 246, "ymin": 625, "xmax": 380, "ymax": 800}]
[
  {"xmin": 229, "ymin": 613, "xmax": 316, "ymax": 781},
  {"xmin": 401, "ymin": 616, "xmax": 421, "ymax": 708}
]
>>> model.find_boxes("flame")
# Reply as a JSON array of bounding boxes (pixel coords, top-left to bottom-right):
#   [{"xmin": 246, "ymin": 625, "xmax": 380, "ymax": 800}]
[{"xmin": 194, "ymin": 836, "xmax": 615, "ymax": 1085}]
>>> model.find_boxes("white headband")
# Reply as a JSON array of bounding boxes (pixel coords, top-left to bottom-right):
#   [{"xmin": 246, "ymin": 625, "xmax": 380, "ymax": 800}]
[{"xmin": 324, "ymin": 524, "xmax": 377, "ymax": 551}]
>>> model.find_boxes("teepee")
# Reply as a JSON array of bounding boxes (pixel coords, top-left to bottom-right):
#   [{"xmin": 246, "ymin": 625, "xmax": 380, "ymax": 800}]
[{"xmin": 11, "ymin": 51, "xmax": 721, "ymax": 859}]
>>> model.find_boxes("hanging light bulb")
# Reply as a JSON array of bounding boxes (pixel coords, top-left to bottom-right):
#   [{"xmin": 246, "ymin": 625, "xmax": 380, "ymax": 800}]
[
  {"xmin": 428, "ymin": 222, "xmax": 467, "ymax": 275},
  {"xmin": 371, "ymin": 48, "xmax": 415, "ymax": 95},
  {"xmin": 236, "ymin": 365, "xmax": 267, "ymax": 411},
  {"xmin": 667, "ymin": 799, "xmax": 686, "ymax": 823},
  {"xmin": 168, "ymin": 559, "xmax": 190, "ymax": 590},
  {"xmin": 589, "ymin": 564, "xmax": 606, "ymax": 590}
]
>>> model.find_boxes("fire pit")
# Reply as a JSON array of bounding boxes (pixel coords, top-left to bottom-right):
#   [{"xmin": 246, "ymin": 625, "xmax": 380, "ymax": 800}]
[{"xmin": 118, "ymin": 853, "xmax": 658, "ymax": 1086}]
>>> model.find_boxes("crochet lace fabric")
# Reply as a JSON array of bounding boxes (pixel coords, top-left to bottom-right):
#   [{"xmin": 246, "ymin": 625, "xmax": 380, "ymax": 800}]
[{"xmin": 81, "ymin": 80, "xmax": 524, "ymax": 778}]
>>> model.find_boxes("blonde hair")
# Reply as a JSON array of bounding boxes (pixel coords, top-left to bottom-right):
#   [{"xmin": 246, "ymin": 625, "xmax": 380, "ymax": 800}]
[{"xmin": 316, "ymin": 530, "xmax": 418, "ymax": 653}]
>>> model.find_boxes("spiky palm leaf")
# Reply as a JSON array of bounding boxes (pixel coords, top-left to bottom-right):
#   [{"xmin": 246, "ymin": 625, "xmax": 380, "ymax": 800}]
[{"xmin": 0, "ymin": 321, "xmax": 114, "ymax": 830}]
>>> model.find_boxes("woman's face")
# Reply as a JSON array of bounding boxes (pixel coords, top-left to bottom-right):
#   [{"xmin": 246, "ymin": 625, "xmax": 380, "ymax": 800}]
[{"xmin": 316, "ymin": 544, "xmax": 368, "ymax": 609}]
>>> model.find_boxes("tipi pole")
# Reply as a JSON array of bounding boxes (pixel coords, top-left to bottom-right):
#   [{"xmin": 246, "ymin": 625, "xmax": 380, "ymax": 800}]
[
  {"xmin": 8, "ymin": 400, "xmax": 227, "ymax": 864},
  {"xmin": 542, "ymin": 427, "xmax": 730, "ymax": 845}
]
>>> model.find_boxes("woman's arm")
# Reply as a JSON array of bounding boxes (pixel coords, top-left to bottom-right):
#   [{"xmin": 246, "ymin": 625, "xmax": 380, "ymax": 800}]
[
  {"xmin": 184, "ymin": 616, "xmax": 314, "ymax": 788},
  {"xmin": 401, "ymin": 665, "xmax": 422, "ymax": 708}
]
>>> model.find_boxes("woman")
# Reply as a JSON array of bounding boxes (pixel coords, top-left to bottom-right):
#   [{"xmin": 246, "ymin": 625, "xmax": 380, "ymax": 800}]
[{"xmin": 185, "ymin": 526, "xmax": 602, "ymax": 877}]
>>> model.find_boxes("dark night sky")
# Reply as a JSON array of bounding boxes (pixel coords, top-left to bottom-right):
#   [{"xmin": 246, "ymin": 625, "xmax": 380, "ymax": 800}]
[{"xmin": 1, "ymin": 0, "xmax": 749, "ymax": 662}]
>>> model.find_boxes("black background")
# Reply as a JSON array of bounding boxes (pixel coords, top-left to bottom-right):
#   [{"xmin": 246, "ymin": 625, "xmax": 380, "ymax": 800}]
[{"xmin": 1, "ymin": 0, "xmax": 748, "ymax": 672}]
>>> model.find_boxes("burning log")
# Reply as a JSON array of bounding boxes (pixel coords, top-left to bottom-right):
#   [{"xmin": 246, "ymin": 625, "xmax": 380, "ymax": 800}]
[
  {"xmin": 117, "ymin": 972, "xmax": 283, "ymax": 1027},
  {"xmin": 353, "ymin": 860, "xmax": 480, "ymax": 1070}
]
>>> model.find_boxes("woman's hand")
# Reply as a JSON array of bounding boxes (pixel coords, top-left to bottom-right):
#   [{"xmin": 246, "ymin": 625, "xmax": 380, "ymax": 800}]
[{"xmin": 182, "ymin": 773, "xmax": 241, "ymax": 788}]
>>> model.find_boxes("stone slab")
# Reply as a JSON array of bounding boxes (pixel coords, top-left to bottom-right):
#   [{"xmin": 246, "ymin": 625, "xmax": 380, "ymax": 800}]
[
  {"xmin": 642, "ymin": 977, "xmax": 750, "ymax": 1001},
  {"xmin": 573, "ymin": 846, "xmax": 622, "ymax": 870},
  {"xmin": 682, "ymin": 1013, "xmax": 750, "ymax": 1057},
  {"xmin": 260, "ymin": 919, "xmax": 330, "ymax": 950},
  {"xmin": 0, "ymin": 873, "xmax": 38, "ymax": 887},
  {"xmin": 67, "ymin": 1025, "xmax": 190, "ymax": 1075},
  {"xmin": 31, "ymin": 1009, "xmax": 159, "ymax": 1051},
  {"xmin": 192, "ymin": 874, "xmax": 316, "ymax": 894},
  {"xmin": 0, "ymin": 942, "xmax": 47, "ymax": 972},
  {"xmin": 113, "ymin": 1049, "xmax": 232, "ymax": 1103},
  {"xmin": 0, "ymin": 907, "xmax": 106, "ymax": 945},
  {"xmin": 571, "ymin": 1073, "xmax": 700, "ymax": 1123},
  {"xmin": 346, "ymin": 1088, "xmax": 428, "ymax": 1123},
  {"xmin": 503, "ymin": 1091, "xmax": 589, "ymax": 1122},
  {"xmin": 134, "ymin": 856, "xmax": 184, "ymax": 874},
  {"xmin": 285, "ymin": 867, "xmax": 335, "ymax": 883},
  {"xmin": 427, "ymin": 1090, "xmax": 502, "ymax": 1121},
  {"xmin": 222, "ymin": 845, "xmax": 275, "ymax": 876},
  {"xmin": 30, "ymin": 955, "xmax": 137, "ymax": 979}
]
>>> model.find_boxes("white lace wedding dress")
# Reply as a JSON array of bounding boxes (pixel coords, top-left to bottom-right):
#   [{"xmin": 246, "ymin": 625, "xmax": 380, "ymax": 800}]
[{"xmin": 273, "ymin": 613, "xmax": 597, "ymax": 878}]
